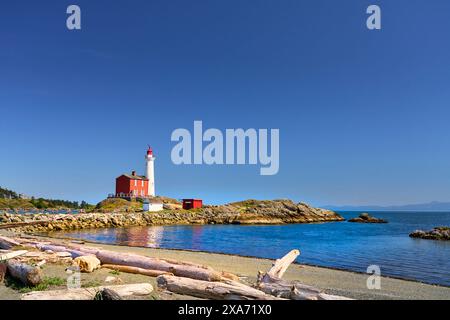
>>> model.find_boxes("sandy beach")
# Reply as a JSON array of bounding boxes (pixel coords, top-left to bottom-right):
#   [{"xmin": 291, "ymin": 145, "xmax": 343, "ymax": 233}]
[{"xmin": 1, "ymin": 231, "xmax": 449, "ymax": 300}]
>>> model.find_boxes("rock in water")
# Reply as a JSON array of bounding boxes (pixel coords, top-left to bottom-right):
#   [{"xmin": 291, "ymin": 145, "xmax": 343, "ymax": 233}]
[
  {"xmin": 348, "ymin": 213, "xmax": 387, "ymax": 223},
  {"xmin": 409, "ymin": 227, "xmax": 450, "ymax": 241},
  {"xmin": 73, "ymin": 255, "xmax": 101, "ymax": 273}
]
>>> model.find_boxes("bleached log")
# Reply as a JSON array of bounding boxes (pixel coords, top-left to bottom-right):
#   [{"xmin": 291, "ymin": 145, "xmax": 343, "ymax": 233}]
[
  {"xmin": 36, "ymin": 260, "xmax": 46, "ymax": 267},
  {"xmin": 157, "ymin": 274, "xmax": 284, "ymax": 300},
  {"xmin": 266, "ymin": 249, "xmax": 300, "ymax": 279},
  {"xmin": 96, "ymin": 250, "xmax": 224, "ymax": 281},
  {"xmin": 317, "ymin": 293, "xmax": 354, "ymax": 300},
  {"xmin": 21, "ymin": 283, "xmax": 153, "ymax": 300},
  {"xmin": 32, "ymin": 240, "xmax": 234, "ymax": 282},
  {"xmin": 257, "ymin": 272, "xmax": 321, "ymax": 300},
  {"xmin": 102, "ymin": 264, "xmax": 173, "ymax": 277},
  {"xmin": 256, "ymin": 251, "xmax": 353, "ymax": 300},
  {"xmin": 6, "ymin": 259, "xmax": 43, "ymax": 286},
  {"xmin": 0, "ymin": 235, "xmax": 22, "ymax": 250},
  {"xmin": 221, "ymin": 271, "xmax": 240, "ymax": 281},
  {"xmin": 35, "ymin": 244, "xmax": 87, "ymax": 258},
  {"xmin": 0, "ymin": 250, "xmax": 28, "ymax": 261}
]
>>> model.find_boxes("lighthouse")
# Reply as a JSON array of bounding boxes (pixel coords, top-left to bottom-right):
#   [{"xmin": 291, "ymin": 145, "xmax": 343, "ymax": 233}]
[{"xmin": 145, "ymin": 146, "xmax": 156, "ymax": 197}]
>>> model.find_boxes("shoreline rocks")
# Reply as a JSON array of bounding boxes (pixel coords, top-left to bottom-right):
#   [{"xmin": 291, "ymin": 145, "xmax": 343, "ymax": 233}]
[
  {"xmin": 348, "ymin": 213, "xmax": 388, "ymax": 224},
  {"xmin": 409, "ymin": 227, "xmax": 450, "ymax": 241},
  {"xmin": 0, "ymin": 199, "xmax": 344, "ymax": 233}
]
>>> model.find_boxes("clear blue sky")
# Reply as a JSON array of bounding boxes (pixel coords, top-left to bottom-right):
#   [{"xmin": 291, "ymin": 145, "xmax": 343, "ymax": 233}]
[{"xmin": 1, "ymin": 0, "xmax": 450, "ymax": 206}]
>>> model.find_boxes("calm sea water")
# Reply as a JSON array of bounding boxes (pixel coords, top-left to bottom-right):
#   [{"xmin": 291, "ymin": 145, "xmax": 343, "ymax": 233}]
[{"xmin": 51, "ymin": 211, "xmax": 450, "ymax": 286}]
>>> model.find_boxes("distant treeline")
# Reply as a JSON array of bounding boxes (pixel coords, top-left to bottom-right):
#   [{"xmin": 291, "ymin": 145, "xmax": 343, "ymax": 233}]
[
  {"xmin": 0, "ymin": 186, "xmax": 93, "ymax": 210},
  {"xmin": 0, "ymin": 186, "xmax": 18, "ymax": 199}
]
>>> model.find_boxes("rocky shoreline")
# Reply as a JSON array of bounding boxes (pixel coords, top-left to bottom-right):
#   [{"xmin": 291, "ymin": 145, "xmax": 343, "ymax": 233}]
[
  {"xmin": 0, "ymin": 199, "xmax": 344, "ymax": 233},
  {"xmin": 409, "ymin": 227, "xmax": 450, "ymax": 241}
]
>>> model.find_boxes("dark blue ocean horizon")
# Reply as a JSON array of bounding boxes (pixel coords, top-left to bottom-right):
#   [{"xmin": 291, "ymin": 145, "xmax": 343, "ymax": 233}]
[{"xmin": 51, "ymin": 211, "xmax": 450, "ymax": 286}]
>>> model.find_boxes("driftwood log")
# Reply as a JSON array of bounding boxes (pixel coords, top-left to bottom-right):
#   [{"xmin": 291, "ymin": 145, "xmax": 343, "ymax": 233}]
[
  {"xmin": 21, "ymin": 283, "xmax": 153, "ymax": 300},
  {"xmin": 157, "ymin": 275, "xmax": 284, "ymax": 300},
  {"xmin": 0, "ymin": 236, "xmax": 21, "ymax": 250},
  {"xmin": 3, "ymin": 236, "xmax": 352, "ymax": 300},
  {"xmin": 0, "ymin": 250, "xmax": 28, "ymax": 261},
  {"xmin": 5, "ymin": 237, "xmax": 239, "ymax": 282},
  {"xmin": 33, "ymin": 241, "xmax": 231, "ymax": 282},
  {"xmin": 266, "ymin": 249, "xmax": 300, "ymax": 279},
  {"xmin": 6, "ymin": 259, "xmax": 43, "ymax": 286},
  {"xmin": 256, "ymin": 250, "xmax": 352, "ymax": 300},
  {"xmin": 102, "ymin": 264, "xmax": 173, "ymax": 277}
]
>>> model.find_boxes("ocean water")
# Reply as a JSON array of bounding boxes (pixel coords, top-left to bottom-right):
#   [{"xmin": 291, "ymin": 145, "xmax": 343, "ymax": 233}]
[{"xmin": 51, "ymin": 211, "xmax": 450, "ymax": 286}]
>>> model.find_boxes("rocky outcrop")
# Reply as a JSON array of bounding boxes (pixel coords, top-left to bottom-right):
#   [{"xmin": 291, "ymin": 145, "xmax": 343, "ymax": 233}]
[
  {"xmin": 409, "ymin": 227, "xmax": 450, "ymax": 241},
  {"xmin": 0, "ymin": 199, "xmax": 344, "ymax": 233},
  {"xmin": 348, "ymin": 213, "xmax": 387, "ymax": 223}
]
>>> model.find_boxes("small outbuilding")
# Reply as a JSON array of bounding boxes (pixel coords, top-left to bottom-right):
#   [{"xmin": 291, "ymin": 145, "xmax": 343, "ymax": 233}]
[
  {"xmin": 143, "ymin": 199, "xmax": 163, "ymax": 212},
  {"xmin": 182, "ymin": 199, "xmax": 203, "ymax": 210}
]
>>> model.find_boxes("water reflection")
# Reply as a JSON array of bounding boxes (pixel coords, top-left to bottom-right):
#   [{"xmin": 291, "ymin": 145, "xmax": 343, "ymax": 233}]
[{"xmin": 113, "ymin": 226, "xmax": 164, "ymax": 247}]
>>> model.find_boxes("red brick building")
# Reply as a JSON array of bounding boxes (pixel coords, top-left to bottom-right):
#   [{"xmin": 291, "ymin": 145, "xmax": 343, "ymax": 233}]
[{"xmin": 115, "ymin": 171, "xmax": 149, "ymax": 198}]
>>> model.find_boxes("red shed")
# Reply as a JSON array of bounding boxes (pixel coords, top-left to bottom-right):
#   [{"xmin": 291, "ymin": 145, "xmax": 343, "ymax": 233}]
[
  {"xmin": 182, "ymin": 199, "xmax": 203, "ymax": 210},
  {"xmin": 116, "ymin": 171, "xmax": 149, "ymax": 198}
]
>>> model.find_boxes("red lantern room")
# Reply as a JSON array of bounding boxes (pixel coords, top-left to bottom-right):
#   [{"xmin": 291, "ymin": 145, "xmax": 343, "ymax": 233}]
[{"xmin": 147, "ymin": 146, "xmax": 153, "ymax": 156}]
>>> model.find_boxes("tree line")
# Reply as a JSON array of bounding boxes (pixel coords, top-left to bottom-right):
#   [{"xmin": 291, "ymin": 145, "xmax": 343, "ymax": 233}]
[{"xmin": 0, "ymin": 186, "xmax": 93, "ymax": 210}]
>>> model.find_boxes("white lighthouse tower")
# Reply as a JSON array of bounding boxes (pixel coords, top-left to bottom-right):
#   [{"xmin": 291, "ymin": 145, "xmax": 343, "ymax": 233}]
[{"xmin": 145, "ymin": 146, "xmax": 155, "ymax": 197}]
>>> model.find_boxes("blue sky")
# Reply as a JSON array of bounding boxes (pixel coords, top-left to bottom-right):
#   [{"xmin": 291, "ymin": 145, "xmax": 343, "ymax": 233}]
[{"xmin": 1, "ymin": 0, "xmax": 450, "ymax": 206}]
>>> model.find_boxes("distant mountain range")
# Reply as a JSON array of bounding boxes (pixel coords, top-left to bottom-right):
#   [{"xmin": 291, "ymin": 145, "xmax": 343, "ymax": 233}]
[{"xmin": 323, "ymin": 201, "xmax": 450, "ymax": 212}]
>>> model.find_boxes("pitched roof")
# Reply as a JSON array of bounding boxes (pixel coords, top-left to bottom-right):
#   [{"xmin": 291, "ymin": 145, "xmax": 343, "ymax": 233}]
[{"xmin": 117, "ymin": 174, "xmax": 148, "ymax": 181}]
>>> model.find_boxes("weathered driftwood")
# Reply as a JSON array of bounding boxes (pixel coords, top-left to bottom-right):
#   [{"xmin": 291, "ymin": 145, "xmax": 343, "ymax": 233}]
[
  {"xmin": 0, "ymin": 250, "xmax": 28, "ymax": 261},
  {"xmin": 6, "ymin": 259, "xmax": 43, "ymax": 286},
  {"xmin": 35, "ymin": 244, "xmax": 87, "ymax": 258},
  {"xmin": 220, "ymin": 271, "xmax": 240, "ymax": 281},
  {"xmin": 157, "ymin": 274, "xmax": 284, "ymax": 300},
  {"xmin": 32, "ymin": 241, "xmax": 230, "ymax": 282},
  {"xmin": 35, "ymin": 260, "xmax": 46, "ymax": 267},
  {"xmin": 0, "ymin": 235, "xmax": 22, "ymax": 250},
  {"xmin": 256, "ymin": 250, "xmax": 353, "ymax": 300},
  {"xmin": 21, "ymin": 283, "xmax": 153, "ymax": 300},
  {"xmin": 6, "ymin": 237, "xmax": 351, "ymax": 300},
  {"xmin": 266, "ymin": 249, "xmax": 300, "ymax": 279},
  {"xmin": 256, "ymin": 273, "xmax": 350, "ymax": 300},
  {"xmin": 102, "ymin": 264, "xmax": 173, "ymax": 277},
  {"xmin": 97, "ymin": 249, "xmax": 225, "ymax": 281}
]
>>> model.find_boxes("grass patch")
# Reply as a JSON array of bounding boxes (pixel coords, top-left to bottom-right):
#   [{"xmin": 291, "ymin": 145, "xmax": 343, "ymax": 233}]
[
  {"xmin": 11, "ymin": 245, "xmax": 31, "ymax": 251},
  {"xmin": 109, "ymin": 269, "xmax": 121, "ymax": 276},
  {"xmin": 81, "ymin": 280, "xmax": 102, "ymax": 288},
  {"xmin": 43, "ymin": 276, "xmax": 66, "ymax": 286},
  {"xmin": 5, "ymin": 276, "xmax": 66, "ymax": 293}
]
